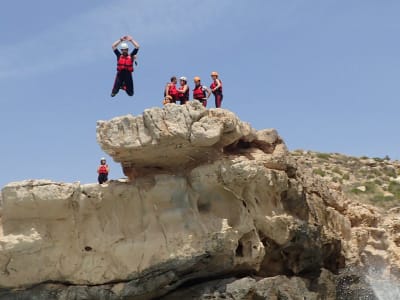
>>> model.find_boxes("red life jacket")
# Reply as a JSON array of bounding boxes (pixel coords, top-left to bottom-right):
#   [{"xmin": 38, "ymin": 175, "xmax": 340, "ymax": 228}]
[
  {"xmin": 178, "ymin": 85, "xmax": 189, "ymax": 100},
  {"xmin": 98, "ymin": 165, "xmax": 108, "ymax": 174},
  {"xmin": 168, "ymin": 83, "xmax": 178, "ymax": 98},
  {"xmin": 193, "ymin": 85, "xmax": 206, "ymax": 100},
  {"xmin": 210, "ymin": 79, "xmax": 223, "ymax": 94},
  {"xmin": 117, "ymin": 54, "xmax": 134, "ymax": 72}
]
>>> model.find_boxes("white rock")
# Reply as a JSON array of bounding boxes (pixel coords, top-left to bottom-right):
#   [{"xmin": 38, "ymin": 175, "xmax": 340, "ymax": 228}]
[{"xmin": 357, "ymin": 186, "xmax": 367, "ymax": 192}]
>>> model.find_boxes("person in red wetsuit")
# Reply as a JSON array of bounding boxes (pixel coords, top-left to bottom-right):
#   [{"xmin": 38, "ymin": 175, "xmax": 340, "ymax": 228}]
[
  {"xmin": 97, "ymin": 158, "xmax": 109, "ymax": 184},
  {"xmin": 193, "ymin": 76, "xmax": 211, "ymax": 107},
  {"xmin": 210, "ymin": 71, "xmax": 223, "ymax": 108},
  {"xmin": 177, "ymin": 76, "xmax": 189, "ymax": 105},
  {"xmin": 111, "ymin": 35, "xmax": 140, "ymax": 97}
]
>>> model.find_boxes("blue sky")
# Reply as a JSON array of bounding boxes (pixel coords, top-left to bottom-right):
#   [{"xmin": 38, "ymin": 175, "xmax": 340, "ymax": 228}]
[{"xmin": 1, "ymin": 0, "xmax": 399, "ymax": 188}]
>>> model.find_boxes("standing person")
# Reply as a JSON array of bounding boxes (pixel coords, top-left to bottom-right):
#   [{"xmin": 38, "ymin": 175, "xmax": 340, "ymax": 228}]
[
  {"xmin": 97, "ymin": 158, "xmax": 109, "ymax": 184},
  {"xmin": 111, "ymin": 35, "xmax": 140, "ymax": 97},
  {"xmin": 177, "ymin": 76, "xmax": 189, "ymax": 105},
  {"xmin": 164, "ymin": 76, "xmax": 179, "ymax": 104},
  {"xmin": 193, "ymin": 76, "xmax": 211, "ymax": 107},
  {"xmin": 210, "ymin": 71, "xmax": 223, "ymax": 108}
]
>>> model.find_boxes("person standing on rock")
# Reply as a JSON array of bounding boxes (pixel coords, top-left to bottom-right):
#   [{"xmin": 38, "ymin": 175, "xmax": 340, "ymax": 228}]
[
  {"xmin": 210, "ymin": 71, "xmax": 223, "ymax": 108},
  {"xmin": 111, "ymin": 35, "xmax": 140, "ymax": 97},
  {"xmin": 177, "ymin": 76, "xmax": 189, "ymax": 105},
  {"xmin": 193, "ymin": 76, "xmax": 211, "ymax": 107},
  {"xmin": 97, "ymin": 158, "xmax": 109, "ymax": 184},
  {"xmin": 164, "ymin": 76, "xmax": 179, "ymax": 104}
]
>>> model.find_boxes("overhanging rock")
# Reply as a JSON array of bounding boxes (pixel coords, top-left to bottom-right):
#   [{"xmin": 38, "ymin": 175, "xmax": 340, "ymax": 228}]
[{"xmin": 96, "ymin": 102, "xmax": 288, "ymax": 177}]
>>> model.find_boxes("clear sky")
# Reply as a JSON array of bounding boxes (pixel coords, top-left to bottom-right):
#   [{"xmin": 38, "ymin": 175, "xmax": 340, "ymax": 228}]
[{"xmin": 1, "ymin": 0, "xmax": 399, "ymax": 188}]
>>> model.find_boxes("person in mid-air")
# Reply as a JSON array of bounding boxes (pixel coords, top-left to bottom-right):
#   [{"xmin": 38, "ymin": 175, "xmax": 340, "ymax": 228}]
[
  {"xmin": 193, "ymin": 76, "xmax": 211, "ymax": 107},
  {"xmin": 111, "ymin": 35, "xmax": 140, "ymax": 97},
  {"xmin": 97, "ymin": 158, "xmax": 109, "ymax": 184},
  {"xmin": 210, "ymin": 71, "xmax": 223, "ymax": 108}
]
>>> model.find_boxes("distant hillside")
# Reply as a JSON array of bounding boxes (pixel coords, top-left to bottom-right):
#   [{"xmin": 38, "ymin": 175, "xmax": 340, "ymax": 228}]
[{"xmin": 291, "ymin": 150, "xmax": 400, "ymax": 209}]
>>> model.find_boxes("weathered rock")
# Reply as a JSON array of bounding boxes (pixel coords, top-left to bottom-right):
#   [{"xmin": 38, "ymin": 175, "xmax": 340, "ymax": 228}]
[
  {"xmin": 97, "ymin": 102, "xmax": 257, "ymax": 169},
  {"xmin": 160, "ymin": 271, "xmax": 338, "ymax": 300},
  {"xmin": 1, "ymin": 105, "xmax": 398, "ymax": 299}
]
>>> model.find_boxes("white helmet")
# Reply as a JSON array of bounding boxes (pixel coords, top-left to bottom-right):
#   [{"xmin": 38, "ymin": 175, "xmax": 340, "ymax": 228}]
[
  {"xmin": 179, "ymin": 76, "xmax": 187, "ymax": 81},
  {"xmin": 100, "ymin": 157, "xmax": 106, "ymax": 161},
  {"xmin": 120, "ymin": 42, "xmax": 129, "ymax": 50}
]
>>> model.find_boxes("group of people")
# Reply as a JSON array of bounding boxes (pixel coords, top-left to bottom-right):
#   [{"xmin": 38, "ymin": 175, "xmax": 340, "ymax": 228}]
[
  {"xmin": 164, "ymin": 72, "xmax": 223, "ymax": 108},
  {"xmin": 102, "ymin": 35, "xmax": 225, "ymax": 184},
  {"xmin": 110, "ymin": 34, "xmax": 224, "ymax": 108}
]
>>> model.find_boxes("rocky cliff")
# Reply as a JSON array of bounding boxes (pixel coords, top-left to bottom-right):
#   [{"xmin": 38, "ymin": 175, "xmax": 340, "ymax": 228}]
[{"xmin": 0, "ymin": 101, "xmax": 399, "ymax": 299}]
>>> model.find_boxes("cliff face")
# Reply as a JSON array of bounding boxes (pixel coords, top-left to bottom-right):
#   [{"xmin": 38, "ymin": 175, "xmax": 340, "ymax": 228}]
[{"xmin": 0, "ymin": 102, "xmax": 398, "ymax": 299}]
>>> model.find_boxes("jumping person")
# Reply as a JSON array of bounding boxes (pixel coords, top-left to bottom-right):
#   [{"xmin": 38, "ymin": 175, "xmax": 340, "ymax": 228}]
[
  {"xmin": 210, "ymin": 71, "xmax": 223, "ymax": 108},
  {"xmin": 111, "ymin": 35, "xmax": 140, "ymax": 97},
  {"xmin": 193, "ymin": 76, "xmax": 211, "ymax": 107},
  {"xmin": 177, "ymin": 76, "xmax": 189, "ymax": 105},
  {"xmin": 97, "ymin": 158, "xmax": 109, "ymax": 184}
]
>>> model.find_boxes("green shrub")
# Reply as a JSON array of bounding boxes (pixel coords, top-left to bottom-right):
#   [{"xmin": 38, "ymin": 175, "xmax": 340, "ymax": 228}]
[
  {"xmin": 388, "ymin": 182, "xmax": 400, "ymax": 198},
  {"xmin": 372, "ymin": 194, "xmax": 389, "ymax": 202},
  {"xmin": 382, "ymin": 168, "xmax": 396, "ymax": 178},
  {"xmin": 316, "ymin": 153, "xmax": 331, "ymax": 160},
  {"xmin": 373, "ymin": 157, "xmax": 384, "ymax": 163},
  {"xmin": 313, "ymin": 168, "xmax": 326, "ymax": 177},
  {"xmin": 350, "ymin": 188, "xmax": 364, "ymax": 194},
  {"xmin": 364, "ymin": 181, "xmax": 378, "ymax": 193},
  {"xmin": 369, "ymin": 193, "xmax": 400, "ymax": 209},
  {"xmin": 332, "ymin": 167, "xmax": 343, "ymax": 175},
  {"xmin": 332, "ymin": 176, "xmax": 343, "ymax": 183}
]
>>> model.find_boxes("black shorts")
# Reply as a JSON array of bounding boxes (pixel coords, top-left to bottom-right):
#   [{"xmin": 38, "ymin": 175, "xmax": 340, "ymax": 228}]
[{"xmin": 98, "ymin": 173, "xmax": 108, "ymax": 184}]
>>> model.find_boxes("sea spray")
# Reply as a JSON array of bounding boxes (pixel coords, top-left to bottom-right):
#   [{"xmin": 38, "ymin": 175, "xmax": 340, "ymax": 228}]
[{"xmin": 368, "ymin": 271, "xmax": 400, "ymax": 300}]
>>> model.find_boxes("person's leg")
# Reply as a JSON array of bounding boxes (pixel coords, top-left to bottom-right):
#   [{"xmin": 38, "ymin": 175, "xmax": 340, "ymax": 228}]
[
  {"xmin": 215, "ymin": 94, "xmax": 223, "ymax": 108},
  {"xmin": 111, "ymin": 73, "xmax": 122, "ymax": 96},
  {"xmin": 98, "ymin": 173, "xmax": 108, "ymax": 184},
  {"xmin": 125, "ymin": 73, "xmax": 134, "ymax": 96}
]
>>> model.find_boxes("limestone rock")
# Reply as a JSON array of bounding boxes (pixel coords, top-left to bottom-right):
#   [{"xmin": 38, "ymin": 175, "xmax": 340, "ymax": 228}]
[{"xmin": 1, "ymin": 105, "xmax": 398, "ymax": 299}]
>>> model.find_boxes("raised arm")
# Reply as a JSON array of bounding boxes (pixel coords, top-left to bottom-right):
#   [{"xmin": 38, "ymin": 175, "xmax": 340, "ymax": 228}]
[
  {"xmin": 182, "ymin": 84, "xmax": 189, "ymax": 94},
  {"xmin": 112, "ymin": 36, "xmax": 125, "ymax": 50},
  {"xmin": 125, "ymin": 35, "xmax": 140, "ymax": 49},
  {"xmin": 205, "ymin": 86, "xmax": 212, "ymax": 99}
]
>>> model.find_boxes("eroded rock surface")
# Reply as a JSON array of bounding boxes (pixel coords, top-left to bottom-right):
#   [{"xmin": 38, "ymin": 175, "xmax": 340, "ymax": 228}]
[{"xmin": 0, "ymin": 103, "xmax": 398, "ymax": 299}]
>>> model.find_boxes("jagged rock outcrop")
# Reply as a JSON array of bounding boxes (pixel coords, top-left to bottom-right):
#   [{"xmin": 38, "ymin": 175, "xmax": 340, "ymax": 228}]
[{"xmin": 0, "ymin": 102, "xmax": 398, "ymax": 299}]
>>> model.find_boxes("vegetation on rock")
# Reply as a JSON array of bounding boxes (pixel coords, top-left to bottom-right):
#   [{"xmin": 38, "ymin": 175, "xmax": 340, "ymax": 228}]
[{"xmin": 292, "ymin": 150, "xmax": 400, "ymax": 209}]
